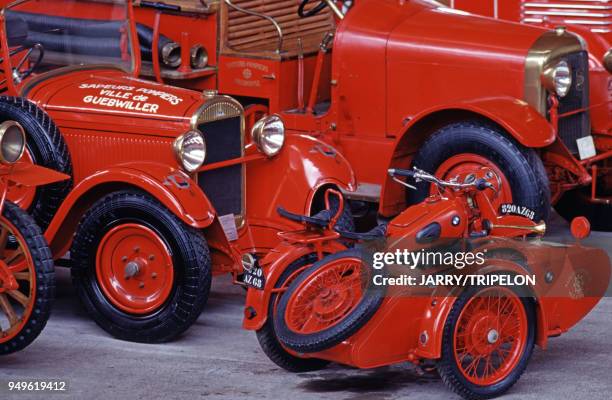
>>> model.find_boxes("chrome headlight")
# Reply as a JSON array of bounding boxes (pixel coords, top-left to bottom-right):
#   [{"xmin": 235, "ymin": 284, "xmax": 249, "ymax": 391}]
[
  {"xmin": 0, "ymin": 120, "xmax": 26, "ymax": 164},
  {"xmin": 174, "ymin": 130, "xmax": 206, "ymax": 172},
  {"xmin": 251, "ymin": 114, "xmax": 285, "ymax": 157},
  {"xmin": 604, "ymin": 49, "xmax": 612, "ymax": 74},
  {"xmin": 542, "ymin": 60, "xmax": 572, "ymax": 97}
]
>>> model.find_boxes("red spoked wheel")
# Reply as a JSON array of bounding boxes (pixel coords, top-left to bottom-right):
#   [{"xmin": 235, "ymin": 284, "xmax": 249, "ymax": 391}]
[
  {"xmin": 0, "ymin": 202, "xmax": 54, "ymax": 354},
  {"xmin": 438, "ymin": 283, "xmax": 535, "ymax": 399},
  {"xmin": 274, "ymin": 249, "xmax": 384, "ymax": 353},
  {"xmin": 95, "ymin": 224, "xmax": 174, "ymax": 315},
  {"xmin": 454, "ymin": 287, "xmax": 527, "ymax": 385},
  {"xmin": 284, "ymin": 258, "xmax": 364, "ymax": 334}
]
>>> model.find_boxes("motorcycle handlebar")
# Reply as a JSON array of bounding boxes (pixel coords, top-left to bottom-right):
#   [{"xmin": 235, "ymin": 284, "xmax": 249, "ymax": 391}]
[{"xmin": 388, "ymin": 168, "xmax": 494, "ymax": 192}]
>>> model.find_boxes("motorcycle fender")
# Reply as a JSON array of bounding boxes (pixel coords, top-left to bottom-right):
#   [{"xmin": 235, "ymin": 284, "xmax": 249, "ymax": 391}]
[
  {"xmin": 45, "ymin": 162, "xmax": 215, "ymax": 257},
  {"xmin": 243, "ymin": 240, "xmax": 346, "ymax": 331}
]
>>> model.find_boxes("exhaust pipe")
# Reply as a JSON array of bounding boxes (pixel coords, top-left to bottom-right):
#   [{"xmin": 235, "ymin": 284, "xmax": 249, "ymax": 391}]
[
  {"xmin": 161, "ymin": 42, "xmax": 182, "ymax": 68},
  {"xmin": 190, "ymin": 44, "xmax": 208, "ymax": 69}
]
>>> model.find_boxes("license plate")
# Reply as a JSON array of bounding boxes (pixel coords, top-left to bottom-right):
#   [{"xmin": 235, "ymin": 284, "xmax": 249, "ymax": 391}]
[{"xmin": 243, "ymin": 267, "xmax": 265, "ymax": 290}]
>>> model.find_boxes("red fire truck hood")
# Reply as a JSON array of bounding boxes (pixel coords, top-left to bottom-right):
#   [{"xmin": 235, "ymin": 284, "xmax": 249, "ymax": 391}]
[
  {"xmin": 385, "ymin": 0, "xmax": 546, "ymax": 71},
  {"xmin": 24, "ymin": 68, "xmax": 203, "ymax": 130}
]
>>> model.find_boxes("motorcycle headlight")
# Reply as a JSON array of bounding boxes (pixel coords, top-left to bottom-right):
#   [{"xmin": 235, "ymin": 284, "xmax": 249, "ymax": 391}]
[
  {"xmin": 542, "ymin": 60, "xmax": 572, "ymax": 97},
  {"xmin": 251, "ymin": 114, "xmax": 285, "ymax": 157},
  {"xmin": 604, "ymin": 49, "xmax": 612, "ymax": 74},
  {"xmin": 0, "ymin": 120, "xmax": 26, "ymax": 164},
  {"xmin": 173, "ymin": 130, "xmax": 206, "ymax": 172}
]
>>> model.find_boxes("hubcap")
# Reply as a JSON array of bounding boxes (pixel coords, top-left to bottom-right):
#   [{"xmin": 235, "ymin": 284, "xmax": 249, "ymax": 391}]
[
  {"xmin": 487, "ymin": 329, "xmax": 499, "ymax": 344},
  {"xmin": 96, "ymin": 224, "xmax": 174, "ymax": 315}
]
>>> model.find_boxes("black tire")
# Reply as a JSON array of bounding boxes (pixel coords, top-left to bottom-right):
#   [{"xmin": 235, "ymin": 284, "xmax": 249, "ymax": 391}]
[
  {"xmin": 411, "ymin": 121, "xmax": 550, "ymax": 222},
  {"xmin": 0, "ymin": 96, "xmax": 73, "ymax": 229},
  {"xmin": 437, "ymin": 283, "xmax": 536, "ymax": 400},
  {"xmin": 311, "ymin": 190, "xmax": 355, "ymax": 232},
  {"xmin": 70, "ymin": 191, "xmax": 211, "ymax": 343},
  {"xmin": 274, "ymin": 249, "xmax": 384, "ymax": 353},
  {"xmin": 256, "ymin": 253, "xmax": 330, "ymax": 372},
  {"xmin": 555, "ymin": 188, "xmax": 612, "ymax": 232},
  {"xmin": 0, "ymin": 202, "xmax": 54, "ymax": 354}
]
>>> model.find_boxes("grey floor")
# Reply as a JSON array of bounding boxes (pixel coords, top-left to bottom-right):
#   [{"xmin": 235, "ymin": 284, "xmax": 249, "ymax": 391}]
[{"xmin": 1, "ymin": 213, "xmax": 611, "ymax": 400}]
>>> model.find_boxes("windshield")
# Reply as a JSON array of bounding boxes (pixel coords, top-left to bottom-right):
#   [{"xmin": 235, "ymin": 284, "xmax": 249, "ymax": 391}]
[{"xmin": 4, "ymin": 0, "xmax": 134, "ymax": 75}]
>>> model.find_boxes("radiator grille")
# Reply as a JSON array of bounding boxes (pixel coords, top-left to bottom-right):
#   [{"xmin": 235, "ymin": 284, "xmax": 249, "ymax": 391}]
[
  {"xmin": 521, "ymin": 1, "xmax": 612, "ymax": 34},
  {"xmin": 548, "ymin": 51, "xmax": 591, "ymax": 153},
  {"xmin": 197, "ymin": 117, "xmax": 243, "ymax": 217}
]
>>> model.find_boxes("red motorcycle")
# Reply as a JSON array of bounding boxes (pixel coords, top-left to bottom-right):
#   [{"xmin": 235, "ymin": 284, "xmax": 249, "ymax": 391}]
[
  {"xmin": 242, "ymin": 167, "xmax": 609, "ymax": 399},
  {"xmin": 0, "ymin": 120, "xmax": 68, "ymax": 354}
]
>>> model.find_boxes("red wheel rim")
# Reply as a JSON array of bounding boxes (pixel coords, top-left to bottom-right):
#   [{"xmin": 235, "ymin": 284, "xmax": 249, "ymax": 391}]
[
  {"xmin": 96, "ymin": 224, "xmax": 174, "ymax": 315},
  {"xmin": 7, "ymin": 150, "xmax": 37, "ymax": 210},
  {"xmin": 0, "ymin": 216, "xmax": 37, "ymax": 343},
  {"xmin": 435, "ymin": 154, "xmax": 511, "ymax": 210},
  {"xmin": 284, "ymin": 257, "xmax": 367, "ymax": 334},
  {"xmin": 453, "ymin": 287, "xmax": 528, "ymax": 386}
]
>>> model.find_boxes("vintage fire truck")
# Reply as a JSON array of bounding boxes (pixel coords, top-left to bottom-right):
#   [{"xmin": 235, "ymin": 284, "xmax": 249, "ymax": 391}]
[
  {"xmin": 109, "ymin": 0, "xmax": 610, "ymax": 230},
  {"xmin": 439, "ymin": 0, "xmax": 611, "ymax": 228},
  {"xmin": 0, "ymin": 0, "xmax": 355, "ymax": 342}
]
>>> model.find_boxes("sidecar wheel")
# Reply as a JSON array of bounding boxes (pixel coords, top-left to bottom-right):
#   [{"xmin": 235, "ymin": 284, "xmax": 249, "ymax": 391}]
[
  {"xmin": 71, "ymin": 191, "xmax": 211, "ymax": 343},
  {"xmin": 256, "ymin": 254, "xmax": 330, "ymax": 372},
  {"xmin": 274, "ymin": 249, "xmax": 383, "ymax": 353},
  {"xmin": 438, "ymin": 285, "xmax": 535, "ymax": 400},
  {"xmin": 0, "ymin": 202, "xmax": 54, "ymax": 355}
]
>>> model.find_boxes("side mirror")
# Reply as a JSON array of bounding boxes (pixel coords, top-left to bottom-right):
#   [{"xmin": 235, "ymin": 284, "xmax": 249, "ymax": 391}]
[{"xmin": 570, "ymin": 217, "xmax": 591, "ymax": 240}]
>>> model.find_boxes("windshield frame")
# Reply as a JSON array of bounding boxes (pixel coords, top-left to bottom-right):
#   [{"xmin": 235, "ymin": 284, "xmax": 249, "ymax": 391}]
[{"xmin": 0, "ymin": 0, "xmax": 141, "ymax": 96}]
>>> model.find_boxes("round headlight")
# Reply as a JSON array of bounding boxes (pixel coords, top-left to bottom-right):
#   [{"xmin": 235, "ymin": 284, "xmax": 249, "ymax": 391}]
[
  {"xmin": 174, "ymin": 130, "xmax": 206, "ymax": 172},
  {"xmin": 542, "ymin": 60, "xmax": 572, "ymax": 97},
  {"xmin": 0, "ymin": 120, "xmax": 26, "ymax": 164},
  {"xmin": 604, "ymin": 49, "xmax": 612, "ymax": 74},
  {"xmin": 251, "ymin": 114, "xmax": 285, "ymax": 157}
]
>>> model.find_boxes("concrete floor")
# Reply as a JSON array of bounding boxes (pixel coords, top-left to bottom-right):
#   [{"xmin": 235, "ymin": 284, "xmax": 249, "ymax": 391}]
[{"xmin": 1, "ymin": 213, "xmax": 611, "ymax": 400}]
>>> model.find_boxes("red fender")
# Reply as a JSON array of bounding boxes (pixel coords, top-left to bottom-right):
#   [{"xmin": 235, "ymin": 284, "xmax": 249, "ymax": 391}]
[
  {"xmin": 380, "ymin": 97, "xmax": 554, "ymax": 216},
  {"xmin": 45, "ymin": 161, "xmax": 216, "ymax": 258},
  {"xmin": 242, "ymin": 134, "xmax": 356, "ymax": 252},
  {"xmin": 242, "ymin": 240, "xmax": 346, "ymax": 331}
]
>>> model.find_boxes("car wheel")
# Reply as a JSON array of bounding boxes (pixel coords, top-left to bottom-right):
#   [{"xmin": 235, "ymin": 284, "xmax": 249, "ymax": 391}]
[
  {"xmin": 0, "ymin": 202, "xmax": 54, "ymax": 354},
  {"xmin": 70, "ymin": 191, "xmax": 211, "ymax": 343},
  {"xmin": 411, "ymin": 121, "xmax": 550, "ymax": 222}
]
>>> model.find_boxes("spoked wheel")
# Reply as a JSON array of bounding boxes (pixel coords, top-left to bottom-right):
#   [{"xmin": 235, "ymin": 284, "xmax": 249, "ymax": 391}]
[
  {"xmin": 438, "ymin": 284, "xmax": 535, "ymax": 400},
  {"xmin": 256, "ymin": 254, "xmax": 330, "ymax": 372},
  {"xmin": 0, "ymin": 202, "xmax": 54, "ymax": 355},
  {"xmin": 274, "ymin": 249, "xmax": 383, "ymax": 353}
]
